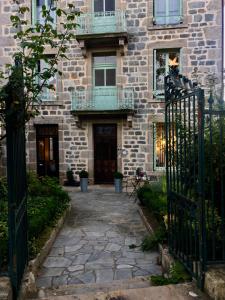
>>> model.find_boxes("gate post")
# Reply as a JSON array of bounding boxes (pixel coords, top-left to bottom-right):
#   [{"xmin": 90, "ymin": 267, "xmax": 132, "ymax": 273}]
[
  {"xmin": 5, "ymin": 60, "xmax": 28, "ymax": 299},
  {"xmin": 197, "ymin": 88, "xmax": 206, "ymax": 289}
]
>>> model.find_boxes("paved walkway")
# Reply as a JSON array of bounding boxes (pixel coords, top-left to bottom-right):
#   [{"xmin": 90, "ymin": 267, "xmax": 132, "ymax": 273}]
[{"xmin": 36, "ymin": 186, "xmax": 161, "ymax": 288}]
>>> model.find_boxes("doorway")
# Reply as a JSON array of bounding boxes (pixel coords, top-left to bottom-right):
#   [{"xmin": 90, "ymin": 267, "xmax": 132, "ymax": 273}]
[
  {"xmin": 94, "ymin": 124, "xmax": 117, "ymax": 184},
  {"xmin": 36, "ymin": 125, "xmax": 59, "ymax": 178}
]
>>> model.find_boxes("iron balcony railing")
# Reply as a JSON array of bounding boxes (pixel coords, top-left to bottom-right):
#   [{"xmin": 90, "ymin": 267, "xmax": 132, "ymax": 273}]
[
  {"xmin": 76, "ymin": 10, "xmax": 127, "ymax": 35},
  {"xmin": 71, "ymin": 87, "xmax": 134, "ymax": 112}
]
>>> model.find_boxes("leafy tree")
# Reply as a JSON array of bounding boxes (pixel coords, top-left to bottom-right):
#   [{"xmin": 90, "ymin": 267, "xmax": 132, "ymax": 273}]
[{"xmin": 0, "ymin": 0, "xmax": 78, "ymax": 139}]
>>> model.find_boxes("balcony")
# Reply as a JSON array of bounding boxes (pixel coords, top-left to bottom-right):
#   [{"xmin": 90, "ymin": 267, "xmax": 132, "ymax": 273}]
[
  {"xmin": 71, "ymin": 87, "xmax": 134, "ymax": 115},
  {"xmin": 76, "ymin": 11, "xmax": 128, "ymax": 55}
]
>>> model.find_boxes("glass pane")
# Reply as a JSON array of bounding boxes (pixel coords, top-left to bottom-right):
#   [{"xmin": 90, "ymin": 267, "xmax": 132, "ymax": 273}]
[
  {"xmin": 93, "ymin": 53, "xmax": 116, "ymax": 65},
  {"xmin": 168, "ymin": 0, "xmax": 181, "ymax": 24},
  {"xmin": 155, "ymin": 50, "xmax": 180, "ymax": 90},
  {"xmin": 168, "ymin": 51, "xmax": 180, "ymax": 68},
  {"xmin": 105, "ymin": 0, "xmax": 115, "ymax": 11},
  {"xmin": 94, "ymin": 0, "xmax": 103, "ymax": 12},
  {"xmin": 156, "ymin": 52, "xmax": 166, "ymax": 91},
  {"xmin": 37, "ymin": 0, "xmax": 45, "ymax": 7},
  {"xmin": 154, "ymin": 0, "xmax": 166, "ymax": 24},
  {"xmin": 95, "ymin": 69, "xmax": 105, "ymax": 86},
  {"xmin": 156, "ymin": 123, "xmax": 166, "ymax": 168},
  {"xmin": 106, "ymin": 69, "xmax": 116, "ymax": 86}
]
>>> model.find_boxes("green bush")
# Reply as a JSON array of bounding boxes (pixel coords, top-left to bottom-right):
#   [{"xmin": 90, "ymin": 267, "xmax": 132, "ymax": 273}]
[
  {"xmin": 150, "ymin": 261, "xmax": 191, "ymax": 286},
  {"xmin": 114, "ymin": 171, "xmax": 123, "ymax": 179},
  {"xmin": 141, "ymin": 226, "xmax": 166, "ymax": 251},
  {"xmin": 0, "ymin": 173, "xmax": 70, "ymax": 264},
  {"xmin": 79, "ymin": 170, "xmax": 88, "ymax": 178},
  {"xmin": 137, "ymin": 183, "xmax": 152, "ymax": 206}
]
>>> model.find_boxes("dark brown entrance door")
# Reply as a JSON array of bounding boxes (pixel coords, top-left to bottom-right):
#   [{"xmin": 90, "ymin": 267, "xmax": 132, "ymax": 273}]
[
  {"xmin": 36, "ymin": 125, "xmax": 59, "ymax": 178},
  {"xmin": 94, "ymin": 124, "xmax": 117, "ymax": 184}
]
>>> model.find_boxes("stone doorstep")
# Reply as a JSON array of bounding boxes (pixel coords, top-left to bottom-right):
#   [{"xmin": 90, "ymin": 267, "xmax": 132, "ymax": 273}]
[
  {"xmin": 36, "ymin": 282, "xmax": 209, "ymax": 300},
  {"xmin": 138, "ymin": 205, "xmax": 225, "ymax": 300},
  {"xmin": 18, "ymin": 204, "xmax": 72, "ymax": 300},
  {"xmin": 37, "ymin": 276, "xmax": 151, "ymax": 298}
]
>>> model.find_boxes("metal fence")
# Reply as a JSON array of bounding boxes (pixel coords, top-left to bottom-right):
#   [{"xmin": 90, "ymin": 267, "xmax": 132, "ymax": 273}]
[
  {"xmin": 165, "ymin": 68, "xmax": 225, "ymax": 289},
  {"xmin": 4, "ymin": 60, "xmax": 28, "ymax": 299}
]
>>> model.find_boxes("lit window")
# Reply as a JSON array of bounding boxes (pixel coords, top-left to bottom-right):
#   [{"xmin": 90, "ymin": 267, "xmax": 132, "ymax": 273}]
[
  {"xmin": 153, "ymin": 49, "xmax": 180, "ymax": 98},
  {"xmin": 154, "ymin": 0, "xmax": 182, "ymax": 25},
  {"xmin": 153, "ymin": 123, "xmax": 166, "ymax": 170},
  {"xmin": 32, "ymin": 0, "xmax": 56, "ymax": 25}
]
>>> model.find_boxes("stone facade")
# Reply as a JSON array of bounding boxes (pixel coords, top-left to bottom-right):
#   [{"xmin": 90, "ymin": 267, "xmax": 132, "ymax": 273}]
[{"xmin": 0, "ymin": 0, "xmax": 223, "ymax": 183}]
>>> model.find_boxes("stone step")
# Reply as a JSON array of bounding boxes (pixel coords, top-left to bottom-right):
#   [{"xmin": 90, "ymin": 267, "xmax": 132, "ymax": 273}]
[
  {"xmin": 31, "ymin": 276, "xmax": 151, "ymax": 299},
  {"xmin": 31, "ymin": 282, "xmax": 209, "ymax": 300}
]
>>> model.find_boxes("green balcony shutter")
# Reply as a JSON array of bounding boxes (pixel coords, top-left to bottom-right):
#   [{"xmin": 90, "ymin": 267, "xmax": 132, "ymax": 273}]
[
  {"xmin": 168, "ymin": 0, "xmax": 181, "ymax": 24},
  {"xmin": 154, "ymin": 0, "xmax": 166, "ymax": 25}
]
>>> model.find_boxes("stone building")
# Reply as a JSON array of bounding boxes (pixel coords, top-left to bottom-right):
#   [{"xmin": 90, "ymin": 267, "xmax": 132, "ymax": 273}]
[{"xmin": 0, "ymin": 0, "xmax": 223, "ymax": 183}]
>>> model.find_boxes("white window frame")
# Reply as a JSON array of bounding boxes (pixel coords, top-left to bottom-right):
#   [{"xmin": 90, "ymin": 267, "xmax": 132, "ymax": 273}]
[
  {"xmin": 37, "ymin": 58, "xmax": 57, "ymax": 101},
  {"xmin": 153, "ymin": 0, "xmax": 183, "ymax": 25},
  {"xmin": 153, "ymin": 48, "xmax": 181, "ymax": 99},
  {"xmin": 32, "ymin": 0, "xmax": 56, "ymax": 26}
]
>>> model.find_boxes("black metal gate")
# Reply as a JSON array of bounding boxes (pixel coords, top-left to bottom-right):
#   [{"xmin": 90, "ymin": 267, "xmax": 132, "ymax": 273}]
[
  {"xmin": 5, "ymin": 61, "xmax": 28, "ymax": 298},
  {"xmin": 165, "ymin": 68, "xmax": 225, "ymax": 288}
]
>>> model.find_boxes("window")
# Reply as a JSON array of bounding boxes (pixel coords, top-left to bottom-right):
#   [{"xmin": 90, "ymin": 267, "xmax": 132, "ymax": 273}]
[
  {"xmin": 37, "ymin": 58, "xmax": 57, "ymax": 101},
  {"xmin": 153, "ymin": 123, "xmax": 166, "ymax": 170},
  {"xmin": 94, "ymin": 0, "xmax": 115, "ymax": 13},
  {"xmin": 93, "ymin": 53, "xmax": 116, "ymax": 87},
  {"xmin": 32, "ymin": 0, "xmax": 56, "ymax": 25},
  {"xmin": 154, "ymin": 0, "xmax": 182, "ymax": 25},
  {"xmin": 153, "ymin": 49, "xmax": 180, "ymax": 98}
]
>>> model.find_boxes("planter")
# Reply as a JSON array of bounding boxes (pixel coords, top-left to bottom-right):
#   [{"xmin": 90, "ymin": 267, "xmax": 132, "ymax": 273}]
[
  {"xmin": 114, "ymin": 178, "xmax": 122, "ymax": 193},
  {"xmin": 80, "ymin": 178, "xmax": 88, "ymax": 192}
]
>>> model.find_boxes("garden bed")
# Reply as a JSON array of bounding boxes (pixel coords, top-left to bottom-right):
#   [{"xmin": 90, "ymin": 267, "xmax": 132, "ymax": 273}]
[{"xmin": 0, "ymin": 173, "xmax": 71, "ymax": 271}]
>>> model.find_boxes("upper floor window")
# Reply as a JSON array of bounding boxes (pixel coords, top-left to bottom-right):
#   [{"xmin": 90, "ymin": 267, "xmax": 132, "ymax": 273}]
[
  {"xmin": 93, "ymin": 53, "xmax": 116, "ymax": 87},
  {"xmin": 153, "ymin": 48, "xmax": 180, "ymax": 98},
  {"xmin": 154, "ymin": 0, "xmax": 182, "ymax": 25},
  {"xmin": 37, "ymin": 58, "xmax": 57, "ymax": 101},
  {"xmin": 94, "ymin": 0, "xmax": 115, "ymax": 13},
  {"xmin": 32, "ymin": 0, "xmax": 56, "ymax": 25}
]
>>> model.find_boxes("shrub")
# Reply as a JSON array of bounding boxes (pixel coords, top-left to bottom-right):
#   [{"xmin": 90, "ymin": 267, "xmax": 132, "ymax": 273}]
[
  {"xmin": 136, "ymin": 183, "xmax": 152, "ymax": 206},
  {"xmin": 150, "ymin": 261, "xmax": 191, "ymax": 285},
  {"xmin": 0, "ymin": 173, "xmax": 70, "ymax": 263},
  {"xmin": 114, "ymin": 171, "xmax": 123, "ymax": 179},
  {"xmin": 79, "ymin": 170, "xmax": 88, "ymax": 178},
  {"xmin": 141, "ymin": 226, "xmax": 166, "ymax": 251},
  {"xmin": 66, "ymin": 168, "xmax": 75, "ymax": 182}
]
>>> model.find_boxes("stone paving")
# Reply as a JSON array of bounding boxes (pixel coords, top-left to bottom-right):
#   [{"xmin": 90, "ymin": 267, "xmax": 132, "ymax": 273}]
[{"xmin": 36, "ymin": 186, "xmax": 161, "ymax": 288}]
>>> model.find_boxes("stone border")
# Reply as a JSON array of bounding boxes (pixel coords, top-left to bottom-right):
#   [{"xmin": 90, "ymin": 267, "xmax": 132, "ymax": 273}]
[
  {"xmin": 138, "ymin": 206, "xmax": 174, "ymax": 274},
  {"xmin": 18, "ymin": 204, "xmax": 72, "ymax": 300}
]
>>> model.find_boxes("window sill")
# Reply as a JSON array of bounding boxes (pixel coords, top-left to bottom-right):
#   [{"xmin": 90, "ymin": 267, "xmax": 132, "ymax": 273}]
[
  {"xmin": 39, "ymin": 100, "xmax": 64, "ymax": 106},
  {"xmin": 148, "ymin": 18, "xmax": 188, "ymax": 31}
]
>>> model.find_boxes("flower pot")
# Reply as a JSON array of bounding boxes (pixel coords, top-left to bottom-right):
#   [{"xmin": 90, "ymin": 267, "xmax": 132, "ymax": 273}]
[
  {"xmin": 80, "ymin": 178, "xmax": 88, "ymax": 192},
  {"xmin": 114, "ymin": 178, "xmax": 122, "ymax": 193}
]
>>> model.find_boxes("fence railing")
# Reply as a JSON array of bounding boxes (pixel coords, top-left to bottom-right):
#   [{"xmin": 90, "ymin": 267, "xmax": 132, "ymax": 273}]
[
  {"xmin": 71, "ymin": 87, "xmax": 134, "ymax": 111},
  {"xmin": 165, "ymin": 67, "xmax": 225, "ymax": 289},
  {"xmin": 76, "ymin": 10, "xmax": 127, "ymax": 35}
]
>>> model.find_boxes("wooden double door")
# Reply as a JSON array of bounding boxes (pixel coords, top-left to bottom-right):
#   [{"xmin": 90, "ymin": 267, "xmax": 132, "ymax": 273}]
[{"xmin": 94, "ymin": 124, "xmax": 117, "ymax": 184}]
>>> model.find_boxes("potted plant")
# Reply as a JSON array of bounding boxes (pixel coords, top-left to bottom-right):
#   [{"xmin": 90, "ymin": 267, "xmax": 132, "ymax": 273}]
[
  {"xmin": 79, "ymin": 170, "xmax": 88, "ymax": 192},
  {"xmin": 114, "ymin": 171, "xmax": 123, "ymax": 193},
  {"xmin": 64, "ymin": 168, "xmax": 78, "ymax": 186}
]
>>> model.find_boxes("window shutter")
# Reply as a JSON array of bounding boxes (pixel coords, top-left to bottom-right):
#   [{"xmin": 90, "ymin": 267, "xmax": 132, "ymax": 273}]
[
  {"xmin": 154, "ymin": 0, "xmax": 166, "ymax": 25},
  {"xmin": 168, "ymin": 0, "xmax": 181, "ymax": 24}
]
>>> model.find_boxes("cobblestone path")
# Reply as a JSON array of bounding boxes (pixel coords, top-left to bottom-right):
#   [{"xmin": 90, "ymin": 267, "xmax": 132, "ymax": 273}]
[{"xmin": 36, "ymin": 187, "xmax": 161, "ymax": 288}]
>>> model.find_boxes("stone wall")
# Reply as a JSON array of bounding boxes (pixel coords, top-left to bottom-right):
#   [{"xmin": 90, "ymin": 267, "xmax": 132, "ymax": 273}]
[{"xmin": 0, "ymin": 0, "xmax": 222, "ymax": 182}]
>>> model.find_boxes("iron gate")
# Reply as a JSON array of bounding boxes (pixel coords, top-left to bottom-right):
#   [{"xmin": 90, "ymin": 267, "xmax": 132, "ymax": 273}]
[
  {"xmin": 5, "ymin": 60, "xmax": 28, "ymax": 298},
  {"xmin": 165, "ymin": 68, "xmax": 225, "ymax": 288}
]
